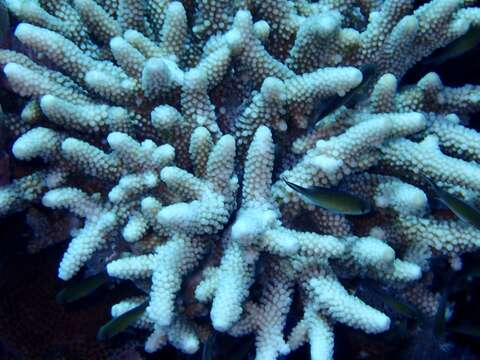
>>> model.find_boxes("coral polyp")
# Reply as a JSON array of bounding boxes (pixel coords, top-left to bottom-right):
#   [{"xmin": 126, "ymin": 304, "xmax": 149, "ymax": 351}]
[{"xmin": 1, "ymin": 0, "xmax": 480, "ymax": 359}]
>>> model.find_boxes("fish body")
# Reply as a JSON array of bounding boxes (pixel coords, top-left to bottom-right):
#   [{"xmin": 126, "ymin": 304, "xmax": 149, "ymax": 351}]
[
  {"xmin": 448, "ymin": 324, "xmax": 480, "ymax": 338},
  {"xmin": 433, "ymin": 292, "xmax": 448, "ymax": 338},
  {"xmin": 283, "ymin": 178, "xmax": 371, "ymax": 215},
  {"xmin": 202, "ymin": 333, "xmax": 217, "ymax": 360},
  {"xmin": 0, "ymin": 1, "xmax": 9, "ymax": 47},
  {"xmin": 56, "ymin": 271, "xmax": 110, "ymax": 304},
  {"xmin": 97, "ymin": 301, "xmax": 148, "ymax": 341},
  {"xmin": 378, "ymin": 291, "xmax": 423, "ymax": 321},
  {"xmin": 423, "ymin": 25, "xmax": 480, "ymax": 66},
  {"xmin": 422, "ymin": 176, "xmax": 480, "ymax": 229},
  {"xmin": 313, "ymin": 64, "xmax": 378, "ymax": 128}
]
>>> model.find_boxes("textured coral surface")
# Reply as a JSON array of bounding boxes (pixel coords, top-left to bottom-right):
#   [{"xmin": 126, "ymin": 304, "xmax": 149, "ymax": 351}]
[{"xmin": 1, "ymin": 0, "xmax": 480, "ymax": 359}]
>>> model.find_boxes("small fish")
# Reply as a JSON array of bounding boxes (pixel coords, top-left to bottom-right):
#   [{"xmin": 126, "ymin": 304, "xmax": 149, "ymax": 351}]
[
  {"xmin": 313, "ymin": 64, "xmax": 378, "ymax": 128},
  {"xmin": 448, "ymin": 324, "xmax": 480, "ymax": 338},
  {"xmin": 423, "ymin": 25, "xmax": 480, "ymax": 66},
  {"xmin": 422, "ymin": 176, "xmax": 480, "ymax": 229},
  {"xmin": 282, "ymin": 178, "xmax": 372, "ymax": 215},
  {"xmin": 229, "ymin": 336, "xmax": 255, "ymax": 360},
  {"xmin": 202, "ymin": 333, "xmax": 217, "ymax": 360},
  {"xmin": 42, "ymin": 350, "xmax": 71, "ymax": 360},
  {"xmin": 379, "ymin": 291, "xmax": 423, "ymax": 321},
  {"xmin": 56, "ymin": 271, "xmax": 110, "ymax": 304},
  {"xmin": 97, "ymin": 301, "xmax": 148, "ymax": 341},
  {"xmin": 463, "ymin": 264, "xmax": 480, "ymax": 282},
  {"xmin": 0, "ymin": 0, "xmax": 9, "ymax": 47},
  {"xmin": 451, "ymin": 263, "xmax": 480, "ymax": 294},
  {"xmin": 433, "ymin": 292, "xmax": 448, "ymax": 338}
]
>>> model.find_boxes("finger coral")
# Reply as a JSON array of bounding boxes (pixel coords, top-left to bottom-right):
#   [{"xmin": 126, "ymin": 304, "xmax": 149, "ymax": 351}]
[{"xmin": 1, "ymin": 0, "xmax": 480, "ymax": 359}]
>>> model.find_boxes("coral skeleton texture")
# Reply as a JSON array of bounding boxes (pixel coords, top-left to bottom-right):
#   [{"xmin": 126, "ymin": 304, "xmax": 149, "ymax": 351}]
[{"xmin": 1, "ymin": 0, "xmax": 480, "ymax": 359}]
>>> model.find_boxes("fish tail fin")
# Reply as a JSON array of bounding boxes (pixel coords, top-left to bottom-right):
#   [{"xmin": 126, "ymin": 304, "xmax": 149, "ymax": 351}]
[
  {"xmin": 281, "ymin": 177, "xmax": 292, "ymax": 187},
  {"xmin": 418, "ymin": 173, "xmax": 437, "ymax": 194},
  {"xmin": 282, "ymin": 177, "xmax": 308, "ymax": 195}
]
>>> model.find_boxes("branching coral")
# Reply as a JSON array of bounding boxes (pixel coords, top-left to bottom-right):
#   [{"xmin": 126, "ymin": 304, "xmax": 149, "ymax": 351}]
[{"xmin": 1, "ymin": 0, "xmax": 480, "ymax": 359}]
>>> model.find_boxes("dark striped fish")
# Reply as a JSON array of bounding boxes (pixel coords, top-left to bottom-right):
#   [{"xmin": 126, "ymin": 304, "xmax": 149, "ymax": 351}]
[
  {"xmin": 56, "ymin": 271, "xmax": 110, "ymax": 304},
  {"xmin": 283, "ymin": 178, "xmax": 371, "ymax": 215},
  {"xmin": 0, "ymin": 1, "xmax": 9, "ymax": 47},
  {"xmin": 449, "ymin": 324, "xmax": 480, "ymax": 338},
  {"xmin": 97, "ymin": 301, "xmax": 148, "ymax": 341},
  {"xmin": 202, "ymin": 333, "xmax": 217, "ymax": 360},
  {"xmin": 422, "ymin": 176, "xmax": 480, "ymax": 229},
  {"xmin": 313, "ymin": 64, "xmax": 378, "ymax": 128},
  {"xmin": 379, "ymin": 291, "xmax": 423, "ymax": 321},
  {"xmin": 433, "ymin": 291, "xmax": 448, "ymax": 338},
  {"xmin": 423, "ymin": 25, "xmax": 480, "ymax": 66}
]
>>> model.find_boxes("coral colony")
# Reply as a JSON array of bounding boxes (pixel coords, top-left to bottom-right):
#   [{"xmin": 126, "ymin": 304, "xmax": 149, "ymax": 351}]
[{"xmin": 1, "ymin": 0, "xmax": 480, "ymax": 359}]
